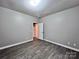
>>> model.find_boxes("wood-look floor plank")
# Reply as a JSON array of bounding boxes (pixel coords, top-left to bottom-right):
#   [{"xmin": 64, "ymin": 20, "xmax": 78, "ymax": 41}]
[{"xmin": 0, "ymin": 40, "xmax": 79, "ymax": 59}]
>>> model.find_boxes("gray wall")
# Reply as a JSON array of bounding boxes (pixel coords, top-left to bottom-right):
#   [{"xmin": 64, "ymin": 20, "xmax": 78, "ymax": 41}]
[
  {"xmin": 0, "ymin": 7, "xmax": 34, "ymax": 47},
  {"xmin": 44, "ymin": 6, "xmax": 79, "ymax": 49}
]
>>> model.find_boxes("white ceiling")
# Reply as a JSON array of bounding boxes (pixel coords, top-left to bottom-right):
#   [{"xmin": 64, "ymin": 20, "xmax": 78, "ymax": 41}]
[{"xmin": 0, "ymin": 0, "xmax": 79, "ymax": 18}]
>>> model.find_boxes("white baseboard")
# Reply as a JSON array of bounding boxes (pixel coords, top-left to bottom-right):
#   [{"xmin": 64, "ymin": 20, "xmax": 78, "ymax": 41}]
[
  {"xmin": 0, "ymin": 39, "xmax": 33, "ymax": 50},
  {"xmin": 44, "ymin": 39, "xmax": 79, "ymax": 52}
]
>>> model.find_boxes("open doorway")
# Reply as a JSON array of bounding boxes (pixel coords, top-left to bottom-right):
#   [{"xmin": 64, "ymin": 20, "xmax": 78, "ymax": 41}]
[
  {"xmin": 33, "ymin": 23, "xmax": 39, "ymax": 40},
  {"xmin": 33, "ymin": 23, "xmax": 44, "ymax": 40}
]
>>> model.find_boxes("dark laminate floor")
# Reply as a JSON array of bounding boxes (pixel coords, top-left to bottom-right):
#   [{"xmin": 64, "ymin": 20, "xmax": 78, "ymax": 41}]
[{"xmin": 0, "ymin": 40, "xmax": 79, "ymax": 59}]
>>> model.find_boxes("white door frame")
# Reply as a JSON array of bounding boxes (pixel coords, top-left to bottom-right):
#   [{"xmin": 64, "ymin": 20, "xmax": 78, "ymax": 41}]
[{"xmin": 38, "ymin": 23, "xmax": 44, "ymax": 40}]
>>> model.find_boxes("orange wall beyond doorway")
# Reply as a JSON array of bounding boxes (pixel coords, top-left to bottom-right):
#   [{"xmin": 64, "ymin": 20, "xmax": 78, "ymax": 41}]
[{"xmin": 33, "ymin": 23, "xmax": 39, "ymax": 39}]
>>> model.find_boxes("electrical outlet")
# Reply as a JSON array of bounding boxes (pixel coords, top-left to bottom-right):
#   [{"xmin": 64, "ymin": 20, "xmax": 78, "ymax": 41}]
[
  {"xmin": 67, "ymin": 42, "xmax": 70, "ymax": 45},
  {"xmin": 73, "ymin": 43, "xmax": 76, "ymax": 46}
]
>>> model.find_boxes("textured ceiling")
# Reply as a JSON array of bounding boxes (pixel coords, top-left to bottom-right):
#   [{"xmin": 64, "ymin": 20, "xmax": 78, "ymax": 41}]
[{"xmin": 0, "ymin": 0, "xmax": 79, "ymax": 18}]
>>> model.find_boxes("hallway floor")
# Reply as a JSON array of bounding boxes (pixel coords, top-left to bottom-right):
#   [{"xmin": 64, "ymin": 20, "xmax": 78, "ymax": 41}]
[{"xmin": 0, "ymin": 40, "xmax": 79, "ymax": 59}]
